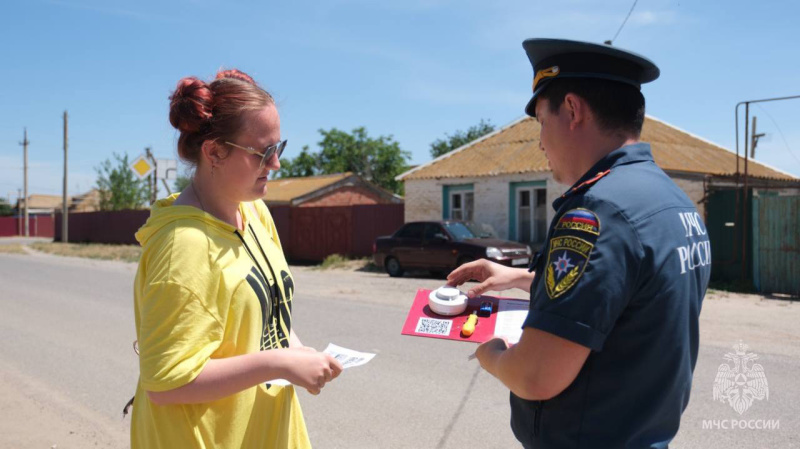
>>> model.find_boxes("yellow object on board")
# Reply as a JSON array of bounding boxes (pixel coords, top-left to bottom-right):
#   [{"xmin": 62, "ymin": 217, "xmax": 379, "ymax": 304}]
[{"xmin": 462, "ymin": 313, "xmax": 479, "ymax": 337}]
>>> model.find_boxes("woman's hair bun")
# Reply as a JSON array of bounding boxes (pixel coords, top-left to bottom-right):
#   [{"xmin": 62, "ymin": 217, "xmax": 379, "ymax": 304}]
[
  {"xmin": 216, "ymin": 69, "xmax": 257, "ymax": 85},
  {"xmin": 168, "ymin": 77, "xmax": 213, "ymax": 134}
]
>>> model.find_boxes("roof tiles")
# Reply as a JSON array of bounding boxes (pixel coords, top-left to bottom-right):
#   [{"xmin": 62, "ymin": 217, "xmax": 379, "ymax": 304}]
[{"xmin": 400, "ymin": 116, "xmax": 794, "ymax": 181}]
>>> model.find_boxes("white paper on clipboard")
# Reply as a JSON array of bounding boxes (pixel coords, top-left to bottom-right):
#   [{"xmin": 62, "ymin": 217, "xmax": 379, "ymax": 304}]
[{"xmin": 493, "ymin": 299, "xmax": 529, "ymax": 344}]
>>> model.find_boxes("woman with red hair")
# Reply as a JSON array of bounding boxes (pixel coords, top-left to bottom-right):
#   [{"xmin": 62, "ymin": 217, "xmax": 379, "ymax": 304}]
[{"xmin": 130, "ymin": 69, "xmax": 341, "ymax": 448}]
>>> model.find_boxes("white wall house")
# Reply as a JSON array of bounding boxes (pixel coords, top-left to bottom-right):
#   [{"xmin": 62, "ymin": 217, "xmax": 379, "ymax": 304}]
[{"xmin": 398, "ymin": 115, "xmax": 796, "ymax": 250}]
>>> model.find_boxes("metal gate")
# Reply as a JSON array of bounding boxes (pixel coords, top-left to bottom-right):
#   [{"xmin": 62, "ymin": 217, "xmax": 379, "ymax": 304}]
[
  {"xmin": 753, "ymin": 195, "xmax": 800, "ymax": 296},
  {"xmin": 706, "ymin": 189, "xmax": 752, "ymax": 282}
]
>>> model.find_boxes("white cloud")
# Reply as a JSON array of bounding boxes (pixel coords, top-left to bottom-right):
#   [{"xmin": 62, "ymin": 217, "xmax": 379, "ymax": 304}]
[{"xmin": 629, "ymin": 10, "xmax": 678, "ymax": 26}]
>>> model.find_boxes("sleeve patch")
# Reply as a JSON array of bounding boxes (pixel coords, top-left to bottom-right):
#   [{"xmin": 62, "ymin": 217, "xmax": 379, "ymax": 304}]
[{"xmin": 546, "ymin": 208, "xmax": 601, "ymax": 299}]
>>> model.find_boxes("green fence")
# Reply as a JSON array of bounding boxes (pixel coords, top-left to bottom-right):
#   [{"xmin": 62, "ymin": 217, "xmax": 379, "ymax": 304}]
[{"xmin": 753, "ymin": 195, "xmax": 800, "ymax": 296}]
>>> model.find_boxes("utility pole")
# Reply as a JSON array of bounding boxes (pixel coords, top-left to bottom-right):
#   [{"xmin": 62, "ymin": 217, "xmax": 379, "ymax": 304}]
[
  {"xmin": 145, "ymin": 147, "xmax": 158, "ymax": 203},
  {"xmin": 750, "ymin": 116, "xmax": 765, "ymax": 159},
  {"xmin": 63, "ymin": 111, "xmax": 69, "ymax": 243},
  {"xmin": 20, "ymin": 128, "xmax": 30, "ymax": 237},
  {"xmin": 17, "ymin": 188, "xmax": 22, "ymax": 234}
]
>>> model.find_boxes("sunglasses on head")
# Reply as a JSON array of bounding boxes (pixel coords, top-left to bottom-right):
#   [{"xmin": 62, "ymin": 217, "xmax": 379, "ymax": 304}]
[{"xmin": 225, "ymin": 140, "xmax": 287, "ymax": 169}]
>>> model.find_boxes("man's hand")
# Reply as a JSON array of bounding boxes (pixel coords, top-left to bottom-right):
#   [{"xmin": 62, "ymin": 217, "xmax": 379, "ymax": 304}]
[{"xmin": 447, "ymin": 259, "xmax": 534, "ymax": 298}]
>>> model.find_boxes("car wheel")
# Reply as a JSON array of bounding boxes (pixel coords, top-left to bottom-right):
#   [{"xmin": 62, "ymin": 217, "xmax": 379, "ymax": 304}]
[{"xmin": 385, "ymin": 257, "xmax": 404, "ymax": 277}]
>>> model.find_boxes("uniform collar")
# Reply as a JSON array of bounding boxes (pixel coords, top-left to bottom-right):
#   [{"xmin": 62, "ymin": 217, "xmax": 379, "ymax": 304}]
[{"xmin": 553, "ymin": 142, "xmax": 653, "ymax": 210}]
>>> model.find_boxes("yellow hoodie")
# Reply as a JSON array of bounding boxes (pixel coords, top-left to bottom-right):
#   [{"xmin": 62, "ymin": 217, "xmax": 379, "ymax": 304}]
[{"xmin": 131, "ymin": 194, "xmax": 310, "ymax": 449}]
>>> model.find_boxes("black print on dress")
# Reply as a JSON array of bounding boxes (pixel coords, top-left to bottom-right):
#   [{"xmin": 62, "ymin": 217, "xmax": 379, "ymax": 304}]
[
  {"xmin": 245, "ymin": 266, "xmax": 277, "ymax": 350},
  {"xmin": 277, "ymin": 270, "xmax": 293, "ymax": 347}
]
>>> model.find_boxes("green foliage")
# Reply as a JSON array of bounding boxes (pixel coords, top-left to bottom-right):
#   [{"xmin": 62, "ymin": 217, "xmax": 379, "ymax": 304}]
[
  {"xmin": 279, "ymin": 145, "xmax": 318, "ymax": 178},
  {"xmin": 278, "ymin": 128, "xmax": 410, "ymax": 195},
  {"xmin": 0, "ymin": 198, "xmax": 14, "ymax": 217},
  {"xmin": 174, "ymin": 174, "xmax": 191, "ymax": 192},
  {"xmin": 319, "ymin": 253, "xmax": 349, "ymax": 270},
  {"xmin": 429, "ymin": 119, "xmax": 495, "ymax": 159},
  {"xmin": 95, "ymin": 153, "xmax": 150, "ymax": 211}
]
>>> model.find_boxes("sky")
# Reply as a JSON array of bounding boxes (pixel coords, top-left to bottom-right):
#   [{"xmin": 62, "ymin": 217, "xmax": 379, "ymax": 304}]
[{"xmin": 2, "ymin": 0, "xmax": 799, "ymax": 203}]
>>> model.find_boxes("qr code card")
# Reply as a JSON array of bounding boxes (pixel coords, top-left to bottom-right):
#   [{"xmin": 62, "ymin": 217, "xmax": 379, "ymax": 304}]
[
  {"xmin": 323, "ymin": 343, "xmax": 376, "ymax": 369},
  {"xmin": 415, "ymin": 317, "xmax": 452, "ymax": 336}
]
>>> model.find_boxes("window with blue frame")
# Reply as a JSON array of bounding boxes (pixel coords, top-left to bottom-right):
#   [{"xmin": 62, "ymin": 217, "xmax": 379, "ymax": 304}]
[{"xmin": 442, "ymin": 184, "xmax": 474, "ymax": 221}]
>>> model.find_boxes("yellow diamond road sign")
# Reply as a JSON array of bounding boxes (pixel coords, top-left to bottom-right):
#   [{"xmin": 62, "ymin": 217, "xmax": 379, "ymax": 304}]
[{"xmin": 130, "ymin": 155, "xmax": 155, "ymax": 179}]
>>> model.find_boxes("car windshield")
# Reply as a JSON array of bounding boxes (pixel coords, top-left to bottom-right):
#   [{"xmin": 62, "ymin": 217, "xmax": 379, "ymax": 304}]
[
  {"xmin": 466, "ymin": 222, "xmax": 497, "ymax": 238},
  {"xmin": 443, "ymin": 222, "xmax": 496, "ymax": 241}
]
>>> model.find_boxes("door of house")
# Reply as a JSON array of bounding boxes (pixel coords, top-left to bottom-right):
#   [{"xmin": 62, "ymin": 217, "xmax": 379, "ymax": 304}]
[{"xmin": 517, "ymin": 187, "xmax": 547, "ymax": 246}]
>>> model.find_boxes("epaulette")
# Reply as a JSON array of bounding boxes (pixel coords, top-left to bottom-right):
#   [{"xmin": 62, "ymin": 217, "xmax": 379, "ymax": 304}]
[{"xmin": 561, "ymin": 169, "xmax": 611, "ymax": 199}]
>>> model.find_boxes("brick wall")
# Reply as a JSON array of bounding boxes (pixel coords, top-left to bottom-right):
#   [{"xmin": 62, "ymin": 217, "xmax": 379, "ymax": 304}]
[
  {"xmin": 667, "ymin": 172, "xmax": 707, "ymax": 218},
  {"xmin": 403, "ymin": 180, "xmax": 442, "ymax": 222},
  {"xmin": 298, "ymin": 186, "xmax": 385, "ymax": 207},
  {"xmin": 404, "ymin": 172, "xmax": 562, "ymax": 240},
  {"xmin": 404, "ymin": 171, "xmax": 710, "ymax": 239}
]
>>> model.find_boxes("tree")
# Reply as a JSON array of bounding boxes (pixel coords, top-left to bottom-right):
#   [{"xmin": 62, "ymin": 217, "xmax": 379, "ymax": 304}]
[
  {"xmin": 0, "ymin": 198, "xmax": 13, "ymax": 217},
  {"xmin": 429, "ymin": 119, "xmax": 495, "ymax": 159},
  {"xmin": 174, "ymin": 174, "xmax": 191, "ymax": 192},
  {"xmin": 279, "ymin": 145, "xmax": 318, "ymax": 178},
  {"xmin": 278, "ymin": 127, "xmax": 410, "ymax": 195},
  {"xmin": 174, "ymin": 175, "xmax": 191, "ymax": 192},
  {"xmin": 95, "ymin": 153, "xmax": 150, "ymax": 210}
]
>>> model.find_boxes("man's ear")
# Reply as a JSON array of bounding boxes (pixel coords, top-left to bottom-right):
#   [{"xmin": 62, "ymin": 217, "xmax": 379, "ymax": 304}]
[
  {"xmin": 563, "ymin": 93, "xmax": 587, "ymax": 131},
  {"xmin": 200, "ymin": 140, "xmax": 229, "ymax": 167}
]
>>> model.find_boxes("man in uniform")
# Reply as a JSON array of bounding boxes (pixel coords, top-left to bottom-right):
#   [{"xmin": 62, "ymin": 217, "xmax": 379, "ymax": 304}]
[{"xmin": 447, "ymin": 38, "xmax": 711, "ymax": 448}]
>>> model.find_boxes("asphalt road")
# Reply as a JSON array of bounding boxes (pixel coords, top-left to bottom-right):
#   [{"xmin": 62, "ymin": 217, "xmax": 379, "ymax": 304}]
[{"xmin": 0, "ymin": 250, "xmax": 797, "ymax": 448}]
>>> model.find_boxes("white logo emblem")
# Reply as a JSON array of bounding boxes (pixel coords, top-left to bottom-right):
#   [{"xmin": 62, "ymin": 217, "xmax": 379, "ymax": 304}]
[
  {"xmin": 713, "ymin": 341, "xmax": 769, "ymax": 415},
  {"xmin": 552, "ymin": 252, "xmax": 575, "ymax": 278}
]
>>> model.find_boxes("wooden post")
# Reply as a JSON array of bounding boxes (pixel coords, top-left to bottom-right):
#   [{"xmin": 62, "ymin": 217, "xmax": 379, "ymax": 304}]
[
  {"xmin": 63, "ymin": 111, "xmax": 69, "ymax": 243},
  {"xmin": 20, "ymin": 128, "xmax": 30, "ymax": 237}
]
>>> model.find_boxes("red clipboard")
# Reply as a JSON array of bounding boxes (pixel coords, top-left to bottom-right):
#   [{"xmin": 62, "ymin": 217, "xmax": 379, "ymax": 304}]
[{"xmin": 401, "ymin": 289, "xmax": 510, "ymax": 344}]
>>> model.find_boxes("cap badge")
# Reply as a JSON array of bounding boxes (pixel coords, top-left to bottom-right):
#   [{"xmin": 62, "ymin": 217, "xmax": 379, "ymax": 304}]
[{"xmin": 533, "ymin": 65, "xmax": 560, "ymax": 92}]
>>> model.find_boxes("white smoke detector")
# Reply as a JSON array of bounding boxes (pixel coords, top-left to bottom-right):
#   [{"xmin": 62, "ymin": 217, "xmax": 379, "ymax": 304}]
[{"xmin": 428, "ymin": 287, "xmax": 468, "ymax": 316}]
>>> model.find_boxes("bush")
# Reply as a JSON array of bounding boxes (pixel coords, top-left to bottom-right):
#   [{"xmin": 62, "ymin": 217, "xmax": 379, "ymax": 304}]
[{"xmin": 320, "ymin": 254, "xmax": 349, "ymax": 270}]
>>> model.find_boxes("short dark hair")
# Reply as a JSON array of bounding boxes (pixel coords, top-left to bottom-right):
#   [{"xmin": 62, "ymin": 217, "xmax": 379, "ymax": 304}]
[{"xmin": 538, "ymin": 78, "xmax": 645, "ymax": 137}]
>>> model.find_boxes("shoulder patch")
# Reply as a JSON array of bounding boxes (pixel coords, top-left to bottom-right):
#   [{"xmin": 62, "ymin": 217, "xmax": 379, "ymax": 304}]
[
  {"xmin": 555, "ymin": 208, "xmax": 600, "ymax": 235},
  {"xmin": 545, "ymin": 208, "xmax": 600, "ymax": 299}
]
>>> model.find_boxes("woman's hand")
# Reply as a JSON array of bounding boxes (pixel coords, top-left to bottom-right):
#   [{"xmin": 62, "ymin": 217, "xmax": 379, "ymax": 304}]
[
  {"xmin": 281, "ymin": 348, "xmax": 343, "ymax": 395},
  {"xmin": 447, "ymin": 259, "xmax": 535, "ymax": 298}
]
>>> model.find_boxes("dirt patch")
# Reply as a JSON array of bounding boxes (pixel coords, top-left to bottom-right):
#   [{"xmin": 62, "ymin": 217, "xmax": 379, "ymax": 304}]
[
  {"xmin": 30, "ymin": 242, "xmax": 142, "ymax": 263},
  {"xmin": 312, "ymin": 256, "xmax": 383, "ymax": 273},
  {"xmin": 0, "ymin": 245, "xmax": 26, "ymax": 254},
  {"xmin": 701, "ymin": 288, "xmax": 800, "ymax": 358}
]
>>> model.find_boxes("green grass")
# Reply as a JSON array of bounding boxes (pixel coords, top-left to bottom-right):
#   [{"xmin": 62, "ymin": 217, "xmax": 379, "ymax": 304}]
[
  {"xmin": 319, "ymin": 254, "xmax": 349, "ymax": 270},
  {"xmin": 30, "ymin": 242, "xmax": 142, "ymax": 263}
]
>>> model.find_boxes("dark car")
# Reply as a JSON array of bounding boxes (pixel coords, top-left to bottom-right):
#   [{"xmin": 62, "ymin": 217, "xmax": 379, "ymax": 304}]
[{"xmin": 372, "ymin": 221, "xmax": 532, "ymax": 277}]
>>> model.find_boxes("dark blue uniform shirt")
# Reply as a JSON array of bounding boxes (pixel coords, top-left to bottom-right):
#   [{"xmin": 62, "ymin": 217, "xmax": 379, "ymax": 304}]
[{"xmin": 512, "ymin": 143, "xmax": 710, "ymax": 449}]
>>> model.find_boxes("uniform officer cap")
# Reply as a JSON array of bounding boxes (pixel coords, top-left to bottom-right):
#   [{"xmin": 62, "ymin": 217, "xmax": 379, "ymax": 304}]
[{"xmin": 522, "ymin": 38, "xmax": 660, "ymax": 117}]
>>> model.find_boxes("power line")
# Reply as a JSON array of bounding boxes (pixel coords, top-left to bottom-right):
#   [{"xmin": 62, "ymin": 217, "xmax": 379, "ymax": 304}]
[
  {"xmin": 755, "ymin": 103, "xmax": 800, "ymax": 168},
  {"xmin": 607, "ymin": 0, "xmax": 640, "ymax": 45}
]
